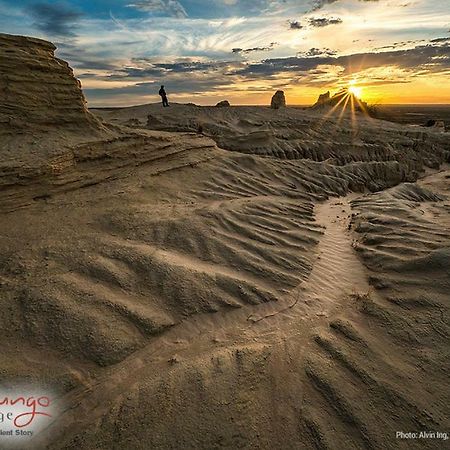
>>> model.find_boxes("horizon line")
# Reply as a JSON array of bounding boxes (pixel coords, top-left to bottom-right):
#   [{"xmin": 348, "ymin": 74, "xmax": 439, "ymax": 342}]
[{"xmin": 89, "ymin": 102, "xmax": 450, "ymax": 109}]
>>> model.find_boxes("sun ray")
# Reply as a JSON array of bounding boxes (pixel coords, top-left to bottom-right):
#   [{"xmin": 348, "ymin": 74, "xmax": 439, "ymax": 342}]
[
  {"xmin": 326, "ymin": 93, "xmax": 348, "ymax": 118},
  {"xmin": 350, "ymin": 93, "xmax": 358, "ymax": 140},
  {"xmin": 355, "ymin": 96, "xmax": 373, "ymax": 121},
  {"xmin": 337, "ymin": 94, "xmax": 351, "ymax": 125},
  {"xmin": 316, "ymin": 92, "xmax": 349, "ymax": 129}
]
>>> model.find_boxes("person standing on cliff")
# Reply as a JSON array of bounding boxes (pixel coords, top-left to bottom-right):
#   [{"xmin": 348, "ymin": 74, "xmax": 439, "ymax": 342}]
[{"xmin": 159, "ymin": 85, "xmax": 169, "ymax": 107}]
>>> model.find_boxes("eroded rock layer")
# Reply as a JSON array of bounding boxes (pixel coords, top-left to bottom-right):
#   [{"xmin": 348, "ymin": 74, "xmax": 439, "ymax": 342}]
[
  {"xmin": 0, "ymin": 34, "xmax": 217, "ymax": 212},
  {"xmin": 0, "ymin": 33, "xmax": 99, "ymax": 130},
  {"xmin": 94, "ymin": 103, "xmax": 450, "ymax": 174}
]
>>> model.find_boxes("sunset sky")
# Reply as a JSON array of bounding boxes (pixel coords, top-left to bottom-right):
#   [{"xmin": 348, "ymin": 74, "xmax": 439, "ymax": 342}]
[{"xmin": 1, "ymin": 0, "xmax": 449, "ymax": 106}]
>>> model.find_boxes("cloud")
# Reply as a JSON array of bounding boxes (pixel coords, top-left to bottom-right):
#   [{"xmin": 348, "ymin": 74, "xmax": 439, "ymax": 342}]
[
  {"xmin": 56, "ymin": 42, "xmax": 123, "ymax": 71},
  {"xmin": 298, "ymin": 47, "xmax": 338, "ymax": 57},
  {"xmin": 236, "ymin": 42, "xmax": 450, "ymax": 78},
  {"xmin": 430, "ymin": 37, "xmax": 450, "ymax": 43},
  {"xmin": 78, "ymin": 39, "xmax": 450, "ymax": 105},
  {"xmin": 12, "ymin": 0, "xmax": 444, "ymax": 106},
  {"xmin": 308, "ymin": 17, "xmax": 343, "ymax": 27},
  {"xmin": 309, "ymin": 0, "xmax": 379, "ymax": 12},
  {"xmin": 106, "ymin": 58, "xmax": 239, "ymax": 80},
  {"xmin": 79, "ymin": 39, "xmax": 449, "ymax": 90},
  {"xmin": 309, "ymin": 0, "xmax": 339, "ymax": 12},
  {"xmin": 28, "ymin": 2, "xmax": 82, "ymax": 37},
  {"xmin": 289, "ymin": 16, "xmax": 343, "ymax": 30},
  {"xmin": 372, "ymin": 39, "xmax": 425, "ymax": 50},
  {"xmin": 232, "ymin": 42, "xmax": 278, "ymax": 54},
  {"xmin": 127, "ymin": 0, "xmax": 188, "ymax": 18},
  {"xmin": 289, "ymin": 20, "xmax": 303, "ymax": 30}
]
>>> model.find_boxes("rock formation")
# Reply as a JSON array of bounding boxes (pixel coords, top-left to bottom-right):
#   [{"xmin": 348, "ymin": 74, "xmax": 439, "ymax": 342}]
[
  {"xmin": 315, "ymin": 91, "xmax": 330, "ymax": 106},
  {"xmin": 216, "ymin": 100, "xmax": 231, "ymax": 107},
  {"xmin": 0, "ymin": 33, "xmax": 214, "ymax": 213},
  {"xmin": 433, "ymin": 120, "xmax": 445, "ymax": 132},
  {"xmin": 312, "ymin": 89, "xmax": 369, "ymax": 113},
  {"xmin": 271, "ymin": 90, "xmax": 286, "ymax": 109},
  {"xmin": 424, "ymin": 119, "xmax": 446, "ymax": 132},
  {"xmin": 0, "ymin": 33, "xmax": 100, "ymax": 131}
]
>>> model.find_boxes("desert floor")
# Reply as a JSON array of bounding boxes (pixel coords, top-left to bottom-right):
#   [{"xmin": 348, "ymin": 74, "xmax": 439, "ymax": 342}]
[{"xmin": 1, "ymin": 81, "xmax": 450, "ymax": 448}]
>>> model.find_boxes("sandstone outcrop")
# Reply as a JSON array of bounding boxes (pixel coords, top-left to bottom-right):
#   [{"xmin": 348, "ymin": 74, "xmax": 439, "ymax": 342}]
[
  {"xmin": 0, "ymin": 33, "xmax": 100, "ymax": 131},
  {"xmin": 216, "ymin": 100, "xmax": 231, "ymax": 107},
  {"xmin": 424, "ymin": 119, "xmax": 445, "ymax": 132},
  {"xmin": 312, "ymin": 89, "xmax": 369, "ymax": 112},
  {"xmin": 0, "ymin": 33, "xmax": 215, "ymax": 212},
  {"xmin": 315, "ymin": 91, "xmax": 330, "ymax": 105},
  {"xmin": 271, "ymin": 90, "xmax": 286, "ymax": 109}
]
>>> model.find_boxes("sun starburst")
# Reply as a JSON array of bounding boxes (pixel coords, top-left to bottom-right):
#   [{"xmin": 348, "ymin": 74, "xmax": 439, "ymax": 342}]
[{"xmin": 348, "ymin": 80, "xmax": 363, "ymax": 98}]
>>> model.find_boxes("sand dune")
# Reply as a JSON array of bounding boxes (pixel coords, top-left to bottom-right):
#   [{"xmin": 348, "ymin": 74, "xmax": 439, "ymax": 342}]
[{"xmin": 0, "ymin": 34, "xmax": 449, "ymax": 449}]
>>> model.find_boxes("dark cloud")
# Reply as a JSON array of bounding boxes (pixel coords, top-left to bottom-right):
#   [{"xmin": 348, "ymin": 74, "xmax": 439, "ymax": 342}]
[
  {"xmin": 289, "ymin": 20, "xmax": 303, "ymax": 30},
  {"xmin": 85, "ymin": 75, "xmax": 236, "ymax": 98},
  {"xmin": 232, "ymin": 43, "xmax": 277, "ymax": 54},
  {"xmin": 107, "ymin": 58, "xmax": 239, "ymax": 81},
  {"xmin": 236, "ymin": 43, "xmax": 450, "ymax": 78},
  {"xmin": 56, "ymin": 43, "xmax": 119, "ymax": 71},
  {"xmin": 308, "ymin": 17, "xmax": 343, "ymax": 27},
  {"xmin": 373, "ymin": 39, "xmax": 425, "ymax": 50},
  {"xmin": 289, "ymin": 16, "xmax": 343, "ymax": 29},
  {"xmin": 79, "ymin": 41, "xmax": 449, "ymax": 104},
  {"xmin": 430, "ymin": 37, "xmax": 450, "ymax": 43},
  {"xmin": 126, "ymin": 0, "xmax": 188, "ymax": 18},
  {"xmin": 28, "ymin": 2, "xmax": 82, "ymax": 37},
  {"xmin": 298, "ymin": 47, "xmax": 338, "ymax": 57},
  {"xmin": 99, "ymin": 42, "xmax": 449, "ymax": 89}
]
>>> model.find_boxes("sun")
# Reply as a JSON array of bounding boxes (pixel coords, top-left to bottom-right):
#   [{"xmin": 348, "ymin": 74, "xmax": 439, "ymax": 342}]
[
  {"xmin": 348, "ymin": 86, "xmax": 362, "ymax": 97},
  {"xmin": 348, "ymin": 81, "xmax": 363, "ymax": 98}
]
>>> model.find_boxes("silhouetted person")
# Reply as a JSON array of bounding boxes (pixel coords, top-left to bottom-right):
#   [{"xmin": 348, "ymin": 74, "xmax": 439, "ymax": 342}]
[{"xmin": 159, "ymin": 85, "xmax": 169, "ymax": 107}]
